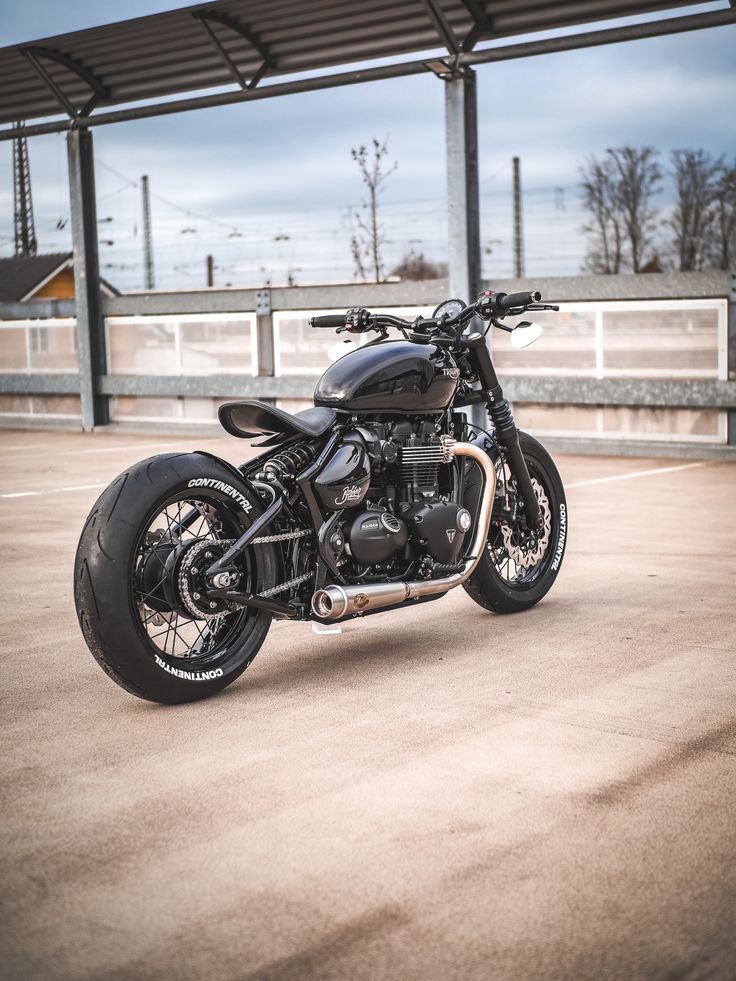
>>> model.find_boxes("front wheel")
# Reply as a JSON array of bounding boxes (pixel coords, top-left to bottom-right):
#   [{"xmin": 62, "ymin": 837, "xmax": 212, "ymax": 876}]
[
  {"xmin": 74, "ymin": 452, "xmax": 277, "ymax": 703},
  {"xmin": 463, "ymin": 431, "xmax": 567, "ymax": 614}
]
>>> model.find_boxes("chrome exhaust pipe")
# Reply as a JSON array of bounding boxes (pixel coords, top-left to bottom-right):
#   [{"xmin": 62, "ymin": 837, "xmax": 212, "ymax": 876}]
[{"xmin": 311, "ymin": 441, "xmax": 496, "ymax": 621}]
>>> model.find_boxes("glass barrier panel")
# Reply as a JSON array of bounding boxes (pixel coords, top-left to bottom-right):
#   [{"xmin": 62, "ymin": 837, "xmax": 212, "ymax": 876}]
[
  {"xmin": 601, "ymin": 308, "xmax": 719, "ymax": 377},
  {"xmin": 179, "ymin": 319, "xmax": 254, "ymax": 374},
  {"xmin": 107, "ymin": 319, "xmax": 177, "ymax": 374},
  {"xmin": 0, "ymin": 327, "xmax": 30, "ymax": 370},
  {"xmin": 493, "ymin": 310, "xmax": 597, "ymax": 375},
  {"xmin": 0, "ymin": 394, "xmax": 32, "ymax": 415},
  {"xmin": 30, "ymin": 395, "xmax": 81, "ymax": 417},
  {"xmin": 29, "ymin": 324, "xmax": 78, "ymax": 371}
]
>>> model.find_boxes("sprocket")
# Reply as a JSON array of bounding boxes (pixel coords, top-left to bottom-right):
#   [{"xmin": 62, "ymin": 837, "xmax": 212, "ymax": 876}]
[{"xmin": 177, "ymin": 539, "xmax": 239, "ymax": 620}]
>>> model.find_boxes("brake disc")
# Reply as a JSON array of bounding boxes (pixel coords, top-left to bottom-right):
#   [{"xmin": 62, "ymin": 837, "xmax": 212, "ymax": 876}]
[{"xmin": 500, "ymin": 476, "xmax": 552, "ymax": 569}]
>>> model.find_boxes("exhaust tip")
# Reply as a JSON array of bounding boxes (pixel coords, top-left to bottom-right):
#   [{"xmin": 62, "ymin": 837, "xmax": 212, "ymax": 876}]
[
  {"xmin": 311, "ymin": 586, "xmax": 349, "ymax": 620},
  {"xmin": 311, "ymin": 590, "xmax": 333, "ymax": 618}
]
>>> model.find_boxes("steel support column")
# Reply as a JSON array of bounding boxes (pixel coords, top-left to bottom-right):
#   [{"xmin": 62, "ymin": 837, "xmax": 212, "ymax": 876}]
[
  {"xmin": 445, "ymin": 68, "xmax": 484, "ymax": 428},
  {"xmin": 67, "ymin": 127, "xmax": 108, "ymax": 429},
  {"xmin": 728, "ymin": 271, "xmax": 736, "ymax": 445}
]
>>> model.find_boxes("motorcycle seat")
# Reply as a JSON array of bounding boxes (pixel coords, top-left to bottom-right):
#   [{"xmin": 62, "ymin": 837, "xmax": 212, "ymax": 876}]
[{"xmin": 218, "ymin": 400, "xmax": 338, "ymax": 439}]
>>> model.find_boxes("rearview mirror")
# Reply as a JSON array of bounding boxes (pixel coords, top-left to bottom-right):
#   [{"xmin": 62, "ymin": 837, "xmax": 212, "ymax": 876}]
[{"xmin": 511, "ymin": 321, "xmax": 543, "ymax": 349}]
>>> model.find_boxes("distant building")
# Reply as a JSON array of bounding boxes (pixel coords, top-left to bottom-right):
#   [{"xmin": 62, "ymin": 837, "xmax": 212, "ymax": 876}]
[{"xmin": 0, "ymin": 253, "xmax": 117, "ymax": 302}]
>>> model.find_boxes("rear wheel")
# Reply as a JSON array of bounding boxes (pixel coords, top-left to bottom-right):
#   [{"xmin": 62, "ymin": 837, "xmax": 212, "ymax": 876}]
[
  {"xmin": 74, "ymin": 453, "xmax": 277, "ymax": 703},
  {"xmin": 463, "ymin": 431, "xmax": 567, "ymax": 614}
]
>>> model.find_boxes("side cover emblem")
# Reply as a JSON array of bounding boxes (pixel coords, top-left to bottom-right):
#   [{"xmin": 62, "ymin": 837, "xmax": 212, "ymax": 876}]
[{"xmin": 446, "ymin": 529, "xmax": 456, "ymax": 543}]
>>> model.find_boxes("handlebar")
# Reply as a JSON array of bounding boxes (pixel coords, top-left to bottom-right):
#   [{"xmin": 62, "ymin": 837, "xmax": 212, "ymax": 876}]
[
  {"xmin": 310, "ymin": 315, "xmax": 346, "ymax": 328},
  {"xmin": 309, "ymin": 289, "xmax": 558, "ymax": 341},
  {"xmin": 493, "ymin": 290, "xmax": 542, "ymax": 313}
]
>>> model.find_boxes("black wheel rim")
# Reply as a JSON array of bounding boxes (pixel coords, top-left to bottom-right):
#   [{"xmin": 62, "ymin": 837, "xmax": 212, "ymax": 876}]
[{"xmin": 130, "ymin": 492, "xmax": 253, "ymax": 666}]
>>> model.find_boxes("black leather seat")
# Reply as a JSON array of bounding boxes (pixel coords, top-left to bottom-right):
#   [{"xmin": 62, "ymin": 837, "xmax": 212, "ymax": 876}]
[{"xmin": 218, "ymin": 400, "xmax": 337, "ymax": 440}]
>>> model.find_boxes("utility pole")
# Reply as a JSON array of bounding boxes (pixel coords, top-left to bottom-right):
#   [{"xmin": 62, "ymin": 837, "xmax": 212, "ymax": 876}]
[
  {"xmin": 206, "ymin": 254, "xmax": 214, "ymax": 287},
  {"xmin": 13, "ymin": 125, "xmax": 37, "ymax": 256},
  {"xmin": 512, "ymin": 155, "xmax": 524, "ymax": 278},
  {"xmin": 141, "ymin": 174, "xmax": 154, "ymax": 289}
]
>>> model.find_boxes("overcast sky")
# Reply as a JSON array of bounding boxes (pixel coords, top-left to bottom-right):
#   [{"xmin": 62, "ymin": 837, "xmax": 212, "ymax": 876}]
[{"xmin": 0, "ymin": 0, "xmax": 735, "ymax": 290}]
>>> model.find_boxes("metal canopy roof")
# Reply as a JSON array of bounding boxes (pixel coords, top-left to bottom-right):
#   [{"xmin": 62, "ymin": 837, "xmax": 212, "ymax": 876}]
[{"xmin": 0, "ymin": 0, "xmax": 732, "ymax": 134}]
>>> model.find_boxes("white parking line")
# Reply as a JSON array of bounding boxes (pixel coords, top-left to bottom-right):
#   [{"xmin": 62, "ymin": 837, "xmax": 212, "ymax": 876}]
[
  {"xmin": 0, "ymin": 440, "xmax": 193, "ymax": 463},
  {"xmin": 0, "ymin": 482, "xmax": 105, "ymax": 499},
  {"xmin": 566, "ymin": 461, "xmax": 708, "ymax": 489}
]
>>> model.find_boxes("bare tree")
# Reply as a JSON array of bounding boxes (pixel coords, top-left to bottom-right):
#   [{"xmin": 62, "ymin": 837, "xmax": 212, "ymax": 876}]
[
  {"xmin": 608, "ymin": 146, "xmax": 662, "ymax": 272},
  {"xmin": 350, "ymin": 138, "xmax": 397, "ymax": 282},
  {"xmin": 580, "ymin": 147, "xmax": 662, "ymax": 273},
  {"xmin": 389, "ymin": 250, "xmax": 448, "ymax": 281},
  {"xmin": 580, "ymin": 155, "xmax": 624, "ymax": 274},
  {"xmin": 668, "ymin": 149, "xmax": 721, "ymax": 271},
  {"xmin": 711, "ymin": 159, "xmax": 736, "ymax": 271}
]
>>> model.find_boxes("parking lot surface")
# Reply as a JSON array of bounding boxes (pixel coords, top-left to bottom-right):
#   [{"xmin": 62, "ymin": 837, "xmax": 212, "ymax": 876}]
[{"xmin": 1, "ymin": 429, "xmax": 735, "ymax": 981}]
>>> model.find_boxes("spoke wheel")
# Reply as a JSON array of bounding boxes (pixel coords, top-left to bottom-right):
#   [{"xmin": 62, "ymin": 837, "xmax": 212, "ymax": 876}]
[
  {"xmin": 74, "ymin": 452, "xmax": 277, "ymax": 704},
  {"xmin": 463, "ymin": 431, "xmax": 567, "ymax": 614},
  {"xmin": 132, "ymin": 494, "xmax": 250, "ymax": 664}
]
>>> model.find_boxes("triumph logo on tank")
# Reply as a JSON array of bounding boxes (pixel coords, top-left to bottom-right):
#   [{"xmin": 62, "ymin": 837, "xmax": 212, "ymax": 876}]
[
  {"xmin": 334, "ymin": 484, "xmax": 363, "ymax": 506},
  {"xmin": 551, "ymin": 503, "xmax": 567, "ymax": 570},
  {"xmin": 154, "ymin": 654, "xmax": 224, "ymax": 681},
  {"xmin": 187, "ymin": 478, "xmax": 252, "ymax": 512}
]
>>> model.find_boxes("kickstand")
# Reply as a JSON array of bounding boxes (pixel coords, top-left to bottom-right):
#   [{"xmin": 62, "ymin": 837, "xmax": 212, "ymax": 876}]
[{"xmin": 312, "ymin": 621, "xmax": 343, "ymax": 635}]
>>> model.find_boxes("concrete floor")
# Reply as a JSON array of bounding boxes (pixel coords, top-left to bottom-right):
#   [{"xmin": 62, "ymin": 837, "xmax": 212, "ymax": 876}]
[{"xmin": 1, "ymin": 429, "xmax": 735, "ymax": 981}]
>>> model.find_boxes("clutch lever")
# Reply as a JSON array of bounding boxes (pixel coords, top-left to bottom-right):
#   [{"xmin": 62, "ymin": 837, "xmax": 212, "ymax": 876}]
[{"xmin": 527, "ymin": 303, "xmax": 560, "ymax": 312}]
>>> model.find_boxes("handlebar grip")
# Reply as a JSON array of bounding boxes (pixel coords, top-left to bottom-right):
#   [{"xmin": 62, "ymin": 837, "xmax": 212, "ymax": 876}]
[
  {"xmin": 496, "ymin": 290, "xmax": 542, "ymax": 312},
  {"xmin": 309, "ymin": 315, "xmax": 347, "ymax": 328}
]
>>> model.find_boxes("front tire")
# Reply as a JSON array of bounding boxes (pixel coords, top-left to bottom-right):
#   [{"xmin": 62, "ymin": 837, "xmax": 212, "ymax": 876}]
[
  {"xmin": 74, "ymin": 452, "xmax": 277, "ymax": 703},
  {"xmin": 463, "ymin": 431, "xmax": 567, "ymax": 614}
]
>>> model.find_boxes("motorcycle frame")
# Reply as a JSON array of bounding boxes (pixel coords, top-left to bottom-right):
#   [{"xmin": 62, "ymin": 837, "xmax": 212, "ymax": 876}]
[{"xmin": 194, "ymin": 326, "xmax": 541, "ymax": 622}]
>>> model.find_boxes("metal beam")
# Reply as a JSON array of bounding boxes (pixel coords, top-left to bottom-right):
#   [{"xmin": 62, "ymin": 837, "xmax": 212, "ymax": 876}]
[
  {"xmin": 728, "ymin": 271, "xmax": 736, "ymax": 445},
  {"xmin": 198, "ymin": 10, "xmax": 276, "ymax": 70},
  {"xmin": 21, "ymin": 45, "xmax": 109, "ymax": 120},
  {"xmin": 445, "ymin": 70, "xmax": 480, "ymax": 305},
  {"xmin": 21, "ymin": 49, "xmax": 78, "ymax": 119},
  {"xmin": 445, "ymin": 67, "xmax": 483, "ymax": 429},
  {"xmin": 3, "ymin": 8, "xmax": 733, "ymax": 142},
  {"xmin": 193, "ymin": 13, "xmax": 248, "ymax": 89},
  {"xmin": 457, "ymin": 0, "xmax": 494, "ymax": 51},
  {"xmin": 0, "ymin": 374, "xmax": 81, "ymax": 395},
  {"xmin": 67, "ymin": 128, "xmax": 108, "ymax": 430},
  {"xmin": 3, "ymin": 373, "xmax": 734, "ymax": 411},
  {"xmin": 419, "ymin": 0, "xmax": 461, "ymax": 55}
]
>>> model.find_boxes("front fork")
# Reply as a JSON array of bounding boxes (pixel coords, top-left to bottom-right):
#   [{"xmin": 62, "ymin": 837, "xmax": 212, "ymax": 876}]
[{"xmin": 464, "ymin": 334, "xmax": 541, "ymax": 529}]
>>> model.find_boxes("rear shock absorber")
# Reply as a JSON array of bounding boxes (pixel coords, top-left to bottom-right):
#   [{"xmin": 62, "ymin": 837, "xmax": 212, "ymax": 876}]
[{"xmin": 260, "ymin": 443, "xmax": 315, "ymax": 482}]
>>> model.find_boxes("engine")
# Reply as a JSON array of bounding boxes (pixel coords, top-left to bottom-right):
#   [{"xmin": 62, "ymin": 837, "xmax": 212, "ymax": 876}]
[{"xmin": 311, "ymin": 420, "xmax": 472, "ymax": 578}]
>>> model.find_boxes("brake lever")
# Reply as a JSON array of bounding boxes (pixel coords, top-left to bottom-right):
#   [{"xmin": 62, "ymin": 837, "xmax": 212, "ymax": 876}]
[{"xmin": 527, "ymin": 303, "xmax": 559, "ymax": 312}]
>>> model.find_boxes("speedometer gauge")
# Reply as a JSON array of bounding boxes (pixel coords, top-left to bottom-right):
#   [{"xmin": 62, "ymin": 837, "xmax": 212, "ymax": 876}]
[{"xmin": 432, "ymin": 298, "xmax": 466, "ymax": 320}]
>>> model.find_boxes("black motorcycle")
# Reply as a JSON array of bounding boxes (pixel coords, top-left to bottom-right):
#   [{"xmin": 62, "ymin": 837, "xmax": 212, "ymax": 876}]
[{"xmin": 75, "ymin": 289, "xmax": 567, "ymax": 703}]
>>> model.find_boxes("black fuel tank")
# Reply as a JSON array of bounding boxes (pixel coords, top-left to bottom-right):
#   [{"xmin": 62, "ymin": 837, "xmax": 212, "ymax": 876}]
[{"xmin": 314, "ymin": 340, "xmax": 458, "ymax": 414}]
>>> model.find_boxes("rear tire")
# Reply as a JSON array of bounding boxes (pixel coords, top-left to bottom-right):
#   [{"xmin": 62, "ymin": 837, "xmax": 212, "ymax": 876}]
[
  {"xmin": 463, "ymin": 431, "xmax": 567, "ymax": 614},
  {"xmin": 74, "ymin": 452, "xmax": 277, "ymax": 703}
]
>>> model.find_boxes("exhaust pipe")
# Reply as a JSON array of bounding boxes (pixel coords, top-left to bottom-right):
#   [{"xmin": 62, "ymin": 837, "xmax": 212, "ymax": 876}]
[{"xmin": 311, "ymin": 441, "xmax": 496, "ymax": 621}]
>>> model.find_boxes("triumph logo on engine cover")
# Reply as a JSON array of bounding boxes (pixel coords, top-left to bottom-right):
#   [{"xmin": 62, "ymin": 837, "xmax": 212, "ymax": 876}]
[{"xmin": 446, "ymin": 528, "xmax": 456, "ymax": 543}]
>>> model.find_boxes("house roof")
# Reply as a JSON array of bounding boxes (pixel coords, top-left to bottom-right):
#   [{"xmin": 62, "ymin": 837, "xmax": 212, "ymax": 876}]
[
  {"xmin": 0, "ymin": 253, "xmax": 119, "ymax": 301},
  {"xmin": 0, "ymin": 253, "xmax": 71, "ymax": 302}
]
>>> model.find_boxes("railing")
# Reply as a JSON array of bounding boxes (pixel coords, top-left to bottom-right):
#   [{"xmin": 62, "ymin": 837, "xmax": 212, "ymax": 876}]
[{"xmin": 0, "ymin": 272, "xmax": 734, "ymax": 456}]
